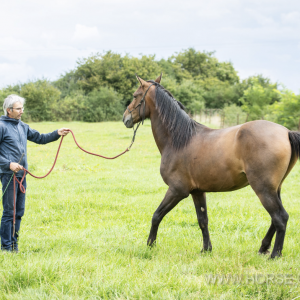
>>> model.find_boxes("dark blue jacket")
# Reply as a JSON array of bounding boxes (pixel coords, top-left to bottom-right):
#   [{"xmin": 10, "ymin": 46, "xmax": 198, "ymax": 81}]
[{"xmin": 0, "ymin": 116, "xmax": 60, "ymax": 178}]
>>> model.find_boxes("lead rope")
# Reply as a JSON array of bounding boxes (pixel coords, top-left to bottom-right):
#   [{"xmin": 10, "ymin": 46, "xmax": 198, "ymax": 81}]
[
  {"xmin": 7, "ymin": 128, "xmax": 140, "ymax": 237},
  {"xmin": 8, "ymin": 83, "xmax": 156, "ymax": 238}
]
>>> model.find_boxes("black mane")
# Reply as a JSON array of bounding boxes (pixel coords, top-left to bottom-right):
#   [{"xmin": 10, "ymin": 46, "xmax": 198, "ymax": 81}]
[{"xmin": 148, "ymin": 80, "xmax": 197, "ymax": 150}]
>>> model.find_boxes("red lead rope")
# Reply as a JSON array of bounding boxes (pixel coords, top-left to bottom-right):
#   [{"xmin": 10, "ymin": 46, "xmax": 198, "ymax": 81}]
[{"xmin": 12, "ymin": 129, "xmax": 130, "ymax": 236}]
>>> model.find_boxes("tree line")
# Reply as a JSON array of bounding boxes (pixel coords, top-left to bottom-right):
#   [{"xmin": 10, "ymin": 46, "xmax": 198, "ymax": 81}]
[{"xmin": 1, "ymin": 48, "xmax": 299, "ymax": 130}]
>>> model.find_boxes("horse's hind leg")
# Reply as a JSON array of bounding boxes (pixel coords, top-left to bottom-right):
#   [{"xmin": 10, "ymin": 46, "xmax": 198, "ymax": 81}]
[
  {"xmin": 259, "ymin": 222, "xmax": 276, "ymax": 255},
  {"xmin": 147, "ymin": 187, "xmax": 188, "ymax": 247},
  {"xmin": 191, "ymin": 191, "xmax": 212, "ymax": 252},
  {"xmin": 258, "ymin": 189, "xmax": 281, "ymax": 255},
  {"xmin": 250, "ymin": 183, "xmax": 289, "ymax": 258}
]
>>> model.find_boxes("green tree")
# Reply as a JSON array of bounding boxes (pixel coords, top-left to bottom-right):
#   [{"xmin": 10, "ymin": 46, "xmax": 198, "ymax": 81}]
[
  {"xmin": 0, "ymin": 84, "xmax": 22, "ymax": 115},
  {"xmin": 52, "ymin": 91, "xmax": 86, "ymax": 121},
  {"xmin": 240, "ymin": 77, "xmax": 279, "ymax": 121},
  {"xmin": 74, "ymin": 51, "xmax": 160, "ymax": 106},
  {"xmin": 200, "ymin": 78, "xmax": 244, "ymax": 109},
  {"xmin": 223, "ymin": 104, "xmax": 247, "ymax": 127},
  {"xmin": 161, "ymin": 77, "xmax": 205, "ymax": 114},
  {"xmin": 170, "ymin": 48, "xmax": 239, "ymax": 84},
  {"xmin": 53, "ymin": 70, "xmax": 79, "ymax": 99},
  {"xmin": 270, "ymin": 90, "xmax": 300, "ymax": 130},
  {"xmin": 81, "ymin": 87, "xmax": 123, "ymax": 122},
  {"xmin": 20, "ymin": 80, "xmax": 61, "ymax": 121}
]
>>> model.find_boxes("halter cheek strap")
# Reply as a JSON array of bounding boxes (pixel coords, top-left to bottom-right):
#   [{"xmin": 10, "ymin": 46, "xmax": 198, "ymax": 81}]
[{"xmin": 127, "ymin": 82, "xmax": 156, "ymax": 125}]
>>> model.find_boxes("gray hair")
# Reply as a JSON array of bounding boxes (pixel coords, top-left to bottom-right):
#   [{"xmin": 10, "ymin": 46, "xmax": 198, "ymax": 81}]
[{"xmin": 3, "ymin": 94, "xmax": 25, "ymax": 116}]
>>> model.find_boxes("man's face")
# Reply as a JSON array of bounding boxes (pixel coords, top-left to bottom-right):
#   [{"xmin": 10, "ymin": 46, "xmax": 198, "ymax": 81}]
[{"xmin": 7, "ymin": 101, "xmax": 24, "ymax": 120}]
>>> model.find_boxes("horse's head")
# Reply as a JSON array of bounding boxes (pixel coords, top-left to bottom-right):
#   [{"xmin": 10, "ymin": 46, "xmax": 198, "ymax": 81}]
[{"xmin": 123, "ymin": 74, "xmax": 162, "ymax": 128}]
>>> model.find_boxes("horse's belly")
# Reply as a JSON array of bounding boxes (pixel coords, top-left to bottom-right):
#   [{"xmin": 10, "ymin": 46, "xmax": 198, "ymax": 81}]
[{"xmin": 191, "ymin": 161, "xmax": 248, "ymax": 192}]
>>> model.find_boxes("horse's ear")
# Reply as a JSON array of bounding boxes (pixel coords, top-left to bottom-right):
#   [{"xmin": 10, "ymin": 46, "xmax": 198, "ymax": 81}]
[
  {"xmin": 155, "ymin": 73, "xmax": 163, "ymax": 84},
  {"xmin": 136, "ymin": 75, "xmax": 147, "ymax": 87}
]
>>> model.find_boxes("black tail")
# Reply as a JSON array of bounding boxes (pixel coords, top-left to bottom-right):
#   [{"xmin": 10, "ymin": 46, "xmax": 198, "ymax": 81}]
[{"xmin": 288, "ymin": 131, "xmax": 300, "ymax": 159}]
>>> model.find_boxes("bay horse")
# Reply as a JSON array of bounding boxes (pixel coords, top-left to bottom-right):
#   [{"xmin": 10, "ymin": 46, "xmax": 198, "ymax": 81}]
[{"xmin": 122, "ymin": 74, "xmax": 300, "ymax": 259}]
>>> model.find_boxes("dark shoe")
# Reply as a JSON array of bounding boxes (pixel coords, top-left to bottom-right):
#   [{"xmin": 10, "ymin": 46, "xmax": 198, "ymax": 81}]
[
  {"xmin": 12, "ymin": 244, "xmax": 18, "ymax": 253},
  {"xmin": 1, "ymin": 247, "xmax": 12, "ymax": 252}
]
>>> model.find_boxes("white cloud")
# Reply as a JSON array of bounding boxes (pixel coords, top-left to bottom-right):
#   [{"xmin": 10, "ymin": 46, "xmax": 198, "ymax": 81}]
[
  {"xmin": 73, "ymin": 24, "xmax": 100, "ymax": 40},
  {"xmin": 281, "ymin": 11, "xmax": 300, "ymax": 24},
  {"xmin": 0, "ymin": 0, "xmax": 299, "ymax": 91},
  {"xmin": 0, "ymin": 37, "xmax": 30, "ymax": 51},
  {"xmin": 245, "ymin": 9, "xmax": 275, "ymax": 26},
  {"xmin": 0, "ymin": 63, "xmax": 34, "ymax": 87}
]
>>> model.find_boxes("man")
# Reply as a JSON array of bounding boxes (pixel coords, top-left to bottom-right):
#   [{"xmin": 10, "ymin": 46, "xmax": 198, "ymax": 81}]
[{"xmin": 0, "ymin": 94, "xmax": 70, "ymax": 252}]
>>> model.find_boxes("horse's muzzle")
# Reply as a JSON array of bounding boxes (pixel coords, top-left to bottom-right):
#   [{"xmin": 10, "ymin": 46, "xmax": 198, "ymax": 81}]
[{"xmin": 123, "ymin": 113, "xmax": 133, "ymax": 128}]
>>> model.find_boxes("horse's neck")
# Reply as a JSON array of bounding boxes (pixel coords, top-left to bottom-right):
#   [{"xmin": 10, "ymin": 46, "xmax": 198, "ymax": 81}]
[{"xmin": 150, "ymin": 111, "xmax": 171, "ymax": 154}]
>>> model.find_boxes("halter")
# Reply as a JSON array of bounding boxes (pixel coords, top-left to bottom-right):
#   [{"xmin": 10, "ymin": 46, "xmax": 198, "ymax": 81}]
[
  {"xmin": 127, "ymin": 82, "xmax": 156, "ymax": 125},
  {"xmin": 126, "ymin": 82, "xmax": 156, "ymax": 149}
]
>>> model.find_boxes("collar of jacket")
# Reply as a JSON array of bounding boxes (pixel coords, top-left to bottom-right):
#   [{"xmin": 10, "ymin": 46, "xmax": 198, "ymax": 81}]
[{"xmin": 0, "ymin": 115, "xmax": 20, "ymax": 124}]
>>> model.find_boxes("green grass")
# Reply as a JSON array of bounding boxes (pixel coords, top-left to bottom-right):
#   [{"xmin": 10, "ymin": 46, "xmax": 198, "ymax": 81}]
[{"xmin": 1, "ymin": 120, "xmax": 300, "ymax": 299}]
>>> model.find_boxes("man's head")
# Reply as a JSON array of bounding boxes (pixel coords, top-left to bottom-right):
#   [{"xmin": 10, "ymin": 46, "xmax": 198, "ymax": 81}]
[{"xmin": 3, "ymin": 95, "xmax": 25, "ymax": 120}]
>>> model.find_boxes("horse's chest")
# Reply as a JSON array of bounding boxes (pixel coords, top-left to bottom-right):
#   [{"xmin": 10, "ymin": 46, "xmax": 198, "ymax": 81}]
[{"xmin": 160, "ymin": 155, "xmax": 187, "ymax": 185}]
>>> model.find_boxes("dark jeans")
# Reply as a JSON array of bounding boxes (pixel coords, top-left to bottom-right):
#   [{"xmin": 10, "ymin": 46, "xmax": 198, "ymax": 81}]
[{"xmin": 1, "ymin": 174, "xmax": 26, "ymax": 251}]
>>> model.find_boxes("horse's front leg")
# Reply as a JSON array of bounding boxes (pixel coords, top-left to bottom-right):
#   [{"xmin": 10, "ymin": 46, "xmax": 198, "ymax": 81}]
[
  {"xmin": 191, "ymin": 191, "xmax": 212, "ymax": 252},
  {"xmin": 147, "ymin": 187, "xmax": 188, "ymax": 246}
]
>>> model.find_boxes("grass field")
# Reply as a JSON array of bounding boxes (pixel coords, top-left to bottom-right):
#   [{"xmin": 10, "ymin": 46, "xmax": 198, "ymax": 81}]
[{"xmin": 1, "ymin": 121, "xmax": 300, "ymax": 299}]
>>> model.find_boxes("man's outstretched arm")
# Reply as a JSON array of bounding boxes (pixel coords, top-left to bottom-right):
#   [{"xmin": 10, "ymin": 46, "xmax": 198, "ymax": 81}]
[{"xmin": 27, "ymin": 127, "xmax": 70, "ymax": 144}]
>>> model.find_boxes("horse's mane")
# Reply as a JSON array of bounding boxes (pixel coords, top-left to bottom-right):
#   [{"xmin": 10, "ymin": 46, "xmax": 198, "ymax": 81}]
[{"xmin": 148, "ymin": 80, "xmax": 198, "ymax": 150}]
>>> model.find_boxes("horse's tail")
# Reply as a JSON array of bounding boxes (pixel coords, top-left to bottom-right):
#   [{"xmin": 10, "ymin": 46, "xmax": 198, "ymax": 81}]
[{"xmin": 288, "ymin": 131, "xmax": 300, "ymax": 159}]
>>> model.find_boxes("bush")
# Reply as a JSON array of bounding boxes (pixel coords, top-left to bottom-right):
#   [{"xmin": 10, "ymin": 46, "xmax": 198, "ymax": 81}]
[
  {"xmin": 162, "ymin": 77, "xmax": 205, "ymax": 114},
  {"xmin": 223, "ymin": 104, "xmax": 247, "ymax": 127},
  {"xmin": 82, "ymin": 87, "xmax": 123, "ymax": 122},
  {"xmin": 52, "ymin": 91, "xmax": 86, "ymax": 121},
  {"xmin": 240, "ymin": 77, "xmax": 279, "ymax": 121},
  {"xmin": 200, "ymin": 78, "xmax": 243, "ymax": 109},
  {"xmin": 0, "ymin": 85, "xmax": 22, "ymax": 115},
  {"xmin": 269, "ymin": 90, "xmax": 300, "ymax": 130},
  {"xmin": 74, "ymin": 52, "xmax": 160, "ymax": 106},
  {"xmin": 20, "ymin": 80, "xmax": 61, "ymax": 122}
]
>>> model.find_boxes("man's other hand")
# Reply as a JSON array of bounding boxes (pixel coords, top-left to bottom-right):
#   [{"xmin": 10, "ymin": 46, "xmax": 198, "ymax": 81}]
[
  {"xmin": 58, "ymin": 128, "xmax": 70, "ymax": 136},
  {"xmin": 10, "ymin": 163, "xmax": 23, "ymax": 173}
]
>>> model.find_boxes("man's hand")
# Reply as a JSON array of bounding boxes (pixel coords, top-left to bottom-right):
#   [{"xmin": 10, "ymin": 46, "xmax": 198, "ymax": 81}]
[
  {"xmin": 58, "ymin": 128, "xmax": 70, "ymax": 136},
  {"xmin": 10, "ymin": 162, "xmax": 23, "ymax": 173}
]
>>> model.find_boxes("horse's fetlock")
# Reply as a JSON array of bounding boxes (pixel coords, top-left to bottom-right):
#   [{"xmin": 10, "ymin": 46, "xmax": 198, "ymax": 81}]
[{"xmin": 260, "ymin": 240, "xmax": 271, "ymax": 251}]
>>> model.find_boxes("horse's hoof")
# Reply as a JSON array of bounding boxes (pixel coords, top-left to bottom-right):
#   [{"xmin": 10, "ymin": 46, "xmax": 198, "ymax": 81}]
[
  {"xmin": 268, "ymin": 253, "xmax": 282, "ymax": 260},
  {"xmin": 201, "ymin": 248, "xmax": 212, "ymax": 253},
  {"xmin": 147, "ymin": 239, "xmax": 156, "ymax": 248},
  {"xmin": 258, "ymin": 250, "xmax": 270, "ymax": 255}
]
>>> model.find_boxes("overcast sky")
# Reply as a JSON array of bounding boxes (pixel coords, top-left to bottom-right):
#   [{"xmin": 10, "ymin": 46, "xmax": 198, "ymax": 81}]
[{"xmin": 1, "ymin": 0, "xmax": 299, "ymax": 92}]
